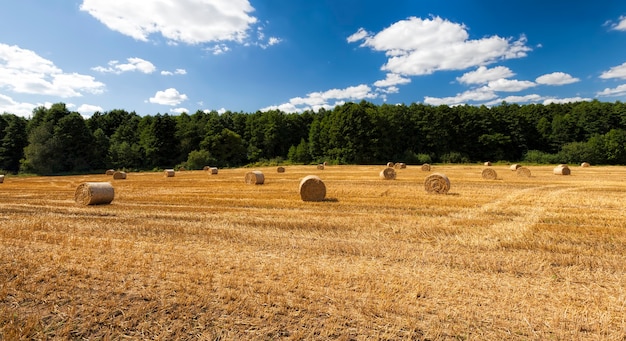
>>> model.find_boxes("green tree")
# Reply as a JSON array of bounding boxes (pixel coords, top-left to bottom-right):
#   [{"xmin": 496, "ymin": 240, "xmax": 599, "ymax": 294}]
[{"xmin": 0, "ymin": 114, "xmax": 28, "ymax": 172}]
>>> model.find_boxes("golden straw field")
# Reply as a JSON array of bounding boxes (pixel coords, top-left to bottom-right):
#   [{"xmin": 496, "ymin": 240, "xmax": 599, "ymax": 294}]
[{"xmin": 1, "ymin": 164, "xmax": 626, "ymax": 340}]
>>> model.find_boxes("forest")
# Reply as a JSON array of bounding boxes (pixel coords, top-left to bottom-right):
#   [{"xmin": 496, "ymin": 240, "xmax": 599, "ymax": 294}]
[{"xmin": 1, "ymin": 99, "xmax": 626, "ymax": 175}]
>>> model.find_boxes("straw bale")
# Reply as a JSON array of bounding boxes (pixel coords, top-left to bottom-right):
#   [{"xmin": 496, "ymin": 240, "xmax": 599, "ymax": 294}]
[
  {"xmin": 112, "ymin": 171, "xmax": 127, "ymax": 180},
  {"xmin": 245, "ymin": 170, "xmax": 265, "ymax": 184},
  {"xmin": 516, "ymin": 167, "xmax": 531, "ymax": 177},
  {"xmin": 394, "ymin": 162, "xmax": 406, "ymax": 169},
  {"xmin": 554, "ymin": 164, "xmax": 571, "ymax": 175},
  {"xmin": 74, "ymin": 182, "xmax": 114, "ymax": 205},
  {"xmin": 510, "ymin": 164, "xmax": 521, "ymax": 171},
  {"xmin": 203, "ymin": 166, "xmax": 210, "ymax": 171},
  {"xmin": 0, "ymin": 175, "xmax": 4, "ymax": 183},
  {"xmin": 484, "ymin": 161, "xmax": 492, "ymax": 166},
  {"xmin": 379, "ymin": 167, "xmax": 396, "ymax": 180},
  {"xmin": 424, "ymin": 173, "xmax": 450, "ymax": 194},
  {"xmin": 317, "ymin": 164, "xmax": 325, "ymax": 170},
  {"xmin": 277, "ymin": 166, "xmax": 286, "ymax": 173},
  {"xmin": 481, "ymin": 168, "xmax": 497, "ymax": 180},
  {"xmin": 105, "ymin": 169, "xmax": 115, "ymax": 175},
  {"xmin": 387, "ymin": 162, "xmax": 394, "ymax": 168},
  {"xmin": 209, "ymin": 167, "xmax": 218, "ymax": 174},
  {"xmin": 299, "ymin": 175, "xmax": 326, "ymax": 201},
  {"xmin": 164, "ymin": 169, "xmax": 175, "ymax": 177},
  {"xmin": 421, "ymin": 163, "xmax": 431, "ymax": 171},
  {"xmin": 581, "ymin": 162, "xmax": 591, "ymax": 167}
]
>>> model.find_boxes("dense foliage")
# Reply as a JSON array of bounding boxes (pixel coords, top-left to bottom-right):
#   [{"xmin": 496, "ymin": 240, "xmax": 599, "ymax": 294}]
[{"xmin": 1, "ymin": 100, "xmax": 626, "ymax": 175}]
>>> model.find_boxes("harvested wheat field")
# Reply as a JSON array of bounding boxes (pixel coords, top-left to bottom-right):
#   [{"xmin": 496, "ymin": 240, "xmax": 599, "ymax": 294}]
[{"xmin": 2, "ymin": 164, "xmax": 626, "ymax": 340}]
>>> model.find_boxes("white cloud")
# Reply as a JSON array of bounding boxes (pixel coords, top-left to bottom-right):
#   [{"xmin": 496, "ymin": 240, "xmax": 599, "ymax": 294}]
[
  {"xmin": 486, "ymin": 78, "xmax": 536, "ymax": 92},
  {"xmin": 170, "ymin": 107, "xmax": 189, "ymax": 114},
  {"xmin": 535, "ymin": 72, "xmax": 580, "ymax": 85},
  {"xmin": 0, "ymin": 43, "xmax": 105, "ymax": 98},
  {"xmin": 424, "ymin": 87, "xmax": 497, "ymax": 106},
  {"xmin": 373, "ymin": 73, "xmax": 411, "ymax": 88},
  {"xmin": 149, "ymin": 88, "xmax": 188, "ymax": 105},
  {"xmin": 349, "ymin": 16, "xmax": 531, "ymax": 76},
  {"xmin": 483, "ymin": 94, "xmax": 543, "ymax": 106},
  {"xmin": 610, "ymin": 15, "xmax": 626, "ymax": 31},
  {"xmin": 161, "ymin": 68, "xmax": 187, "ymax": 76},
  {"xmin": 600, "ymin": 62, "xmax": 626, "ymax": 79},
  {"xmin": 597, "ymin": 84, "xmax": 626, "ymax": 97},
  {"xmin": 0, "ymin": 93, "xmax": 38, "ymax": 117},
  {"xmin": 76, "ymin": 104, "xmax": 104, "ymax": 114},
  {"xmin": 543, "ymin": 97, "xmax": 592, "ymax": 104},
  {"xmin": 207, "ymin": 44, "xmax": 231, "ymax": 55},
  {"xmin": 457, "ymin": 66, "xmax": 515, "ymax": 85},
  {"xmin": 261, "ymin": 84, "xmax": 376, "ymax": 113},
  {"xmin": 80, "ymin": 0, "xmax": 257, "ymax": 45},
  {"xmin": 92, "ymin": 57, "xmax": 156, "ymax": 74}
]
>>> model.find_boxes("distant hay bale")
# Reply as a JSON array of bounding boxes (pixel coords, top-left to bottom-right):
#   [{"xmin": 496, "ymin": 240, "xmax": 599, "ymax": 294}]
[
  {"xmin": 203, "ymin": 166, "xmax": 210, "ymax": 171},
  {"xmin": 299, "ymin": 175, "xmax": 326, "ymax": 202},
  {"xmin": 208, "ymin": 167, "xmax": 218, "ymax": 174},
  {"xmin": 394, "ymin": 162, "xmax": 406, "ymax": 169},
  {"xmin": 112, "ymin": 171, "xmax": 127, "ymax": 180},
  {"xmin": 0, "ymin": 175, "xmax": 4, "ymax": 183},
  {"xmin": 581, "ymin": 162, "xmax": 591, "ymax": 167},
  {"xmin": 421, "ymin": 163, "xmax": 431, "ymax": 171},
  {"xmin": 386, "ymin": 162, "xmax": 394, "ymax": 168},
  {"xmin": 277, "ymin": 166, "xmax": 286, "ymax": 173},
  {"xmin": 424, "ymin": 173, "xmax": 450, "ymax": 194},
  {"xmin": 516, "ymin": 166, "xmax": 531, "ymax": 177},
  {"xmin": 105, "ymin": 169, "xmax": 115, "ymax": 175},
  {"xmin": 317, "ymin": 164, "xmax": 325, "ymax": 170},
  {"xmin": 245, "ymin": 170, "xmax": 265, "ymax": 184},
  {"xmin": 379, "ymin": 167, "xmax": 396, "ymax": 180},
  {"xmin": 323, "ymin": 161, "xmax": 328, "ymax": 166},
  {"xmin": 484, "ymin": 161, "xmax": 492, "ymax": 166},
  {"xmin": 74, "ymin": 182, "xmax": 114, "ymax": 206},
  {"xmin": 164, "ymin": 169, "xmax": 175, "ymax": 177},
  {"xmin": 178, "ymin": 167, "xmax": 186, "ymax": 171},
  {"xmin": 481, "ymin": 168, "xmax": 497, "ymax": 180},
  {"xmin": 554, "ymin": 164, "xmax": 571, "ymax": 175},
  {"xmin": 510, "ymin": 164, "xmax": 521, "ymax": 171}
]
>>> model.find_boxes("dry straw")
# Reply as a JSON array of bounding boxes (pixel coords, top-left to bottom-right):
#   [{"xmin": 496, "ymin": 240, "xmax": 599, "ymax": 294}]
[
  {"xmin": 484, "ymin": 161, "xmax": 492, "ymax": 166},
  {"xmin": 299, "ymin": 175, "xmax": 326, "ymax": 201},
  {"xmin": 516, "ymin": 166, "xmax": 531, "ymax": 177},
  {"xmin": 386, "ymin": 162, "xmax": 394, "ymax": 168},
  {"xmin": 105, "ymin": 169, "xmax": 115, "ymax": 175},
  {"xmin": 510, "ymin": 164, "xmax": 521, "ymax": 171},
  {"xmin": 424, "ymin": 173, "xmax": 450, "ymax": 194},
  {"xmin": 421, "ymin": 163, "xmax": 431, "ymax": 171},
  {"xmin": 581, "ymin": 162, "xmax": 591, "ymax": 167},
  {"xmin": 0, "ymin": 175, "xmax": 4, "ymax": 184},
  {"xmin": 245, "ymin": 170, "xmax": 265, "ymax": 184},
  {"xmin": 112, "ymin": 171, "xmax": 127, "ymax": 180},
  {"xmin": 481, "ymin": 168, "xmax": 497, "ymax": 180},
  {"xmin": 394, "ymin": 162, "xmax": 406, "ymax": 169},
  {"xmin": 317, "ymin": 164, "xmax": 325, "ymax": 170},
  {"xmin": 203, "ymin": 166, "xmax": 210, "ymax": 171},
  {"xmin": 208, "ymin": 167, "xmax": 218, "ymax": 175},
  {"xmin": 379, "ymin": 167, "xmax": 396, "ymax": 180},
  {"xmin": 164, "ymin": 169, "xmax": 175, "ymax": 177},
  {"xmin": 277, "ymin": 166, "xmax": 286, "ymax": 173},
  {"xmin": 74, "ymin": 182, "xmax": 114, "ymax": 205},
  {"xmin": 554, "ymin": 164, "xmax": 571, "ymax": 175}
]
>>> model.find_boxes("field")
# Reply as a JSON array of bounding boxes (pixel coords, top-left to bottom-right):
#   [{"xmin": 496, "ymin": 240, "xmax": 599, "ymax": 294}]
[{"xmin": 1, "ymin": 164, "xmax": 626, "ymax": 340}]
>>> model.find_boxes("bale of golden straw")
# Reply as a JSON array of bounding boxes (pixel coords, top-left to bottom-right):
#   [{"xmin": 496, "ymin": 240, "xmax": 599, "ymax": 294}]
[
  {"xmin": 379, "ymin": 167, "xmax": 396, "ymax": 180},
  {"xmin": 209, "ymin": 167, "xmax": 218, "ymax": 174},
  {"xmin": 510, "ymin": 164, "xmax": 521, "ymax": 171},
  {"xmin": 481, "ymin": 168, "xmax": 497, "ymax": 180},
  {"xmin": 74, "ymin": 182, "xmax": 114, "ymax": 205},
  {"xmin": 421, "ymin": 163, "xmax": 431, "ymax": 171},
  {"xmin": 317, "ymin": 164, "xmax": 325, "ymax": 170},
  {"xmin": 203, "ymin": 166, "xmax": 210, "ymax": 171},
  {"xmin": 112, "ymin": 171, "xmax": 127, "ymax": 180},
  {"xmin": 394, "ymin": 162, "xmax": 406, "ymax": 169},
  {"xmin": 299, "ymin": 175, "xmax": 326, "ymax": 201},
  {"xmin": 105, "ymin": 169, "xmax": 115, "ymax": 175},
  {"xmin": 0, "ymin": 175, "xmax": 4, "ymax": 183},
  {"xmin": 277, "ymin": 166, "xmax": 286, "ymax": 173},
  {"xmin": 245, "ymin": 170, "xmax": 265, "ymax": 184},
  {"xmin": 386, "ymin": 162, "xmax": 394, "ymax": 168},
  {"xmin": 164, "ymin": 169, "xmax": 175, "ymax": 177},
  {"xmin": 424, "ymin": 173, "xmax": 450, "ymax": 194},
  {"xmin": 554, "ymin": 164, "xmax": 571, "ymax": 175},
  {"xmin": 516, "ymin": 166, "xmax": 531, "ymax": 177},
  {"xmin": 581, "ymin": 162, "xmax": 590, "ymax": 167},
  {"xmin": 484, "ymin": 161, "xmax": 492, "ymax": 166}
]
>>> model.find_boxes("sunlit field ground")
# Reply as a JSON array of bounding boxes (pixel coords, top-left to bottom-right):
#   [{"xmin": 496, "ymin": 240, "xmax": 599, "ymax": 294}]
[{"xmin": 1, "ymin": 164, "xmax": 626, "ymax": 340}]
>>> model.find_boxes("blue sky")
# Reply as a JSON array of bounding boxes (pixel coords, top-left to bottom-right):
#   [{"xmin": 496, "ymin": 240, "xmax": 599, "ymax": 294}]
[{"xmin": 1, "ymin": 1, "xmax": 626, "ymax": 118}]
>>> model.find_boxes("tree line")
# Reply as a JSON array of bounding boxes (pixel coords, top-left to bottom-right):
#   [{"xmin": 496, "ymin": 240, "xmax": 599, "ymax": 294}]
[{"xmin": 1, "ymin": 100, "xmax": 626, "ymax": 175}]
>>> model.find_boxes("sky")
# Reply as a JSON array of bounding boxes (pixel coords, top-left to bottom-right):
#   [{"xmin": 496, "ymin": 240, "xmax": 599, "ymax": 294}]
[{"xmin": 1, "ymin": 1, "xmax": 626, "ymax": 118}]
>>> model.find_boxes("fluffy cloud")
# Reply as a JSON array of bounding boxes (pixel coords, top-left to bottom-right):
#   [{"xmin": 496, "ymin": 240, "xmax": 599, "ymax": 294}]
[
  {"xmin": 457, "ymin": 66, "xmax": 515, "ymax": 85},
  {"xmin": 600, "ymin": 62, "xmax": 626, "ymax": 80},
  {"xmin": 349, "ymin": 16, "xmax": 531, "ymax": 76},
  {"xmin": 148, "ymin": 88, "xmax": 188, "ymax": 105},
  {"xmin": 597, "ymin": 84, "xmax": 626, "ymax": 97},
  {"xmin": 80, "ymin": 0, "xmax": 257, "ymax": 45},
  {"xmin": 76, "ymin": 104, "xmax": 104, "ymax": 114},
  {"xmin": 0, "ymin": 93, "xmax": 37, "ymax": 117},
  {"xmin": 373, "ymin": 73, "xmax": 411, "ymax": 88},
  {"xmin": 486, "ymin": 79, "xmax": 536, "ymax": 92},
  {"xmin": 609, "ymin": 15, "xmax": 626, "ymax": 31},
  {"xmin": 0, "ymin": 43, "xmax": 105, "ymax": 98},
  {"xmin": 92, "ymin": 57, "xmax": 156, "ymax": 74},
  {"xmin": 543, "ymin": 97, "xmax": 592, "ymax": 104},
  {"xmin": 161, "ymin": 69, "xmax": 187, "ymax": 76},
  {"xmin": 261, "ymin": 84, "xmax": 377, "ymax": 113},
  {"xmin": 535, "ymin": 72, "xmax": 580, "ymax": 85},
  {"xmin": 424, "ymin": 87, "xmax": 497, "ymax": 106}
]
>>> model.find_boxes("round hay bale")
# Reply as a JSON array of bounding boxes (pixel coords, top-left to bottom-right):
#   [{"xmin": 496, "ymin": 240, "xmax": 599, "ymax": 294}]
[
  {"xmin": 164, "ymin": 169, "xmax": 175, "ymax": 177},
  {"xmin": 299, "ymin": 175, "xmax": 326, "ymax": 202},
  {"xmin": 379, "ymin": 167, "xmax": 396, "ymax": 180},
  {"xmin": 112, "ymin": 171, "xmax": 127, "ymax": 180},
  {"xmin": 554, "ymin": 164, "xmax": 571, "ymax": 175},
  {"xmin": 105, "ymin": 169, "xmax": 115, "ymax": 175},
  {"xmin": 516, "ymin": 166, "xmax": 531, "ymax": 177},
  {"xmin": 510, "ymin": 164, "xmax": 521, "ymax": 171},
  {"xmin": 245, "ymin": 170, "xmax": 265, "ymax": 184},
  {"xmin": 421, "ymin": 163, "xmax": 431, "ymax": 172},
  {"xmin": 581, "ymin": 162, "xmax": 590, "ymax": 167},
  {"xmin": 277, "ymin": 166, "xmax": 286, "ymax": 173},
  {"xmin": 317, "ymin": 164, "xmax": 325, "ymax": 170},
  {"xmin": 484, "ymin": 161, "xmax": 492, "ymax": 166},
  {"xmin": 481, "ymin": 168, "xmax": 497, "ymax": 180},
  {"xmin": 203, "ymin": 166, "xmax": 210, "ymax": 171},
  {"xmin": 386, "ymin": 162, "xmax": 394, "ymax": 168},
  {"xmin": 394, "ymin": 162, "xmax": 406, "ymax": 169},
  {"xmin": 0, "ymin": 175, "xmax": 4, "ymax": 183},
  {"xmin": 74, "ymin": 182, "xmax": 114, "ymax": 205},
  {"xmin": 208, "ymin": 167, "xmax": 218, "ymax": 175},
  {"xmin": 424, "ymin": 173, "xmax": 450, "ymax": 194},
  {"xmin": 323, "ymin": 161, "xmax": 328, "ymax": 166}
]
